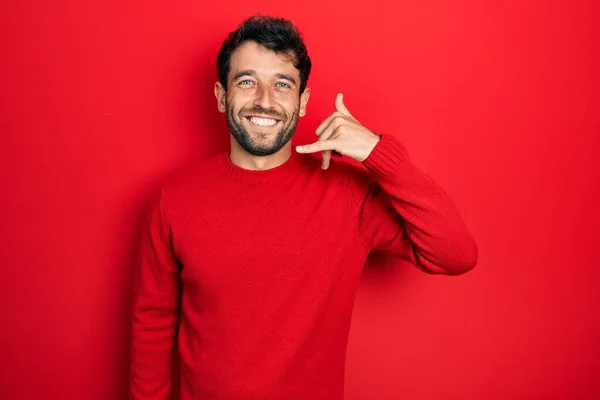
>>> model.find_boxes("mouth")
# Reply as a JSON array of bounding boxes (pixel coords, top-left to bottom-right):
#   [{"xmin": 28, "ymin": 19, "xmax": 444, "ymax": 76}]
[{"xmin": 244, "ymin": 115, "xmax": 282, "ymax": 130}]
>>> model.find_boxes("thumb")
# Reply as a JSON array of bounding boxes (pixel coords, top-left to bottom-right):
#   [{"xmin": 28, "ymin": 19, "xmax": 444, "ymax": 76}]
[{"xmin": 335, "ymin": 93, "xmax": 354, "ymax": 119}]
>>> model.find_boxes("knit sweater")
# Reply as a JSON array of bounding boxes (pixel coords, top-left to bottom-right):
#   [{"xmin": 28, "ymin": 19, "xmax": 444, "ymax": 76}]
[{"xmin": 129, "ymin": 133, "xmax": 478, "ymax": 400}]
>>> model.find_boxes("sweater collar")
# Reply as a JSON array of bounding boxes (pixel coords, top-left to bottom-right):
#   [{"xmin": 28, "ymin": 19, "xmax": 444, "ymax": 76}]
[{"xmin": 217, "ymin": 148, "xmax": 302, "ymax": 185}]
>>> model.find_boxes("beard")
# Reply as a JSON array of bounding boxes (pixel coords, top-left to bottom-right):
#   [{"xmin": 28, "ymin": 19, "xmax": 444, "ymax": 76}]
[{"xmin": 226, "ymin": 101, "xmax": 299, "ymax": 156}]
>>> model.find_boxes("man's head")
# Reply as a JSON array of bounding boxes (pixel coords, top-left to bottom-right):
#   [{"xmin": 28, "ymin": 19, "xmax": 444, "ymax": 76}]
[{"xmin": 214, "ymin": 15, "xmax": 311, "ymax": 157}]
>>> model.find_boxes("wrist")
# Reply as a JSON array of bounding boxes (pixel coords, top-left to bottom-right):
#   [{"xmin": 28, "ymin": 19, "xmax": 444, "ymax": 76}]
[
  {"xmin": 362, "ymin": 134, "xmax": 381, "ymax": 161},
  {"xmin": 362, "ymin": 134, "xmax": 408, "ymax": 180}
]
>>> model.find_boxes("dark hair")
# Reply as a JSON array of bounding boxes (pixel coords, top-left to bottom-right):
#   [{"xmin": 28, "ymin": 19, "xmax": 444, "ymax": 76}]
[{"xmin": 217, "ymin": 15, "xmax": 312, "ymax": 94}]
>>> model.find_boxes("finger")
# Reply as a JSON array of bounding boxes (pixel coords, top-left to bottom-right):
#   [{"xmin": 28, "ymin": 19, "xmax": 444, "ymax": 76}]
[
  {"xmin": 315, "ymin": 112, "xmax": 343, "ymax": 136},
  {"xmin": 315, "ymin": 93, "xmax": 356, "ymax": 136},
  {"xmin": 296, "ymin": 140, "xmax": 340, "ymax": 155},
  {"xmin": 335, "ymin": 93, "xmax": 355, "ymax": 120},
  {"xmin": 322, "ymin": 150, "xmax": 331, "ymax": 169},
  {"xmin": 318, "ymin": 119, "xmax": 335, "ymax": 169},
  {"xmin": 318, "ymin": 118, "xmax": 344, "ymax": 169},
  {"xmin": 321, "ymin": 149, "xmax": 343, "ymax": 169}
]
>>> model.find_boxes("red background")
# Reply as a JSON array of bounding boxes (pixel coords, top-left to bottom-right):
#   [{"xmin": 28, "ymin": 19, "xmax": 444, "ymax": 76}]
[{"xmin": 1, "ymin": 1, "xmax": 599, "ymax": 399}]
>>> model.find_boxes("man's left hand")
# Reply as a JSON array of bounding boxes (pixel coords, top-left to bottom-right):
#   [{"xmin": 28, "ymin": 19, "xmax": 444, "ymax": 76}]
[{"xmin": 295, "ymin": 93, "xmax": 381, "ymax": 170}]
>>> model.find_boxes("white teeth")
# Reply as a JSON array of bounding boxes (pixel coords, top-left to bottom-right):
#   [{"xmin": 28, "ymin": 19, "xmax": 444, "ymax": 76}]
[{"xmin": 249, "ymin": 116, "xmax": 277, "ymax": 127}]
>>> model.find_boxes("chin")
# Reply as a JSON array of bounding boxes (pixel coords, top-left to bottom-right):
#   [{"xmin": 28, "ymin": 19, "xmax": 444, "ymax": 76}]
[
  {"xmin": 243, "ymin": 137, "xmax": 288, "ymax": 156},
  {"xmin": 243, "ymin": 146, "xmax": 280, "ymax": 157}
]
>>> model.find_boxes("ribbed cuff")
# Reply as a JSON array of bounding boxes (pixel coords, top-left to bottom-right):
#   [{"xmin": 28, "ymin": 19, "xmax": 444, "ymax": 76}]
[{"xmin": 362, "ymin": 133, "xmax": 409, "ymax": 180}]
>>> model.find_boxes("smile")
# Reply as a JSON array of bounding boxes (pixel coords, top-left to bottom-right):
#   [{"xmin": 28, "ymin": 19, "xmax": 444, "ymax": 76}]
[{"xmin": 246, "ymin": 116, "xmax": 280, "ymax": 127}]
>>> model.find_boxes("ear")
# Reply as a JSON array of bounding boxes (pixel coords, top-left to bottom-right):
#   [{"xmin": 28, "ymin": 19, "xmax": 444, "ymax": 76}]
[
  {"xmin": 214, "ymin": 82, "xmax": 227, "ymax": 113},
  {"xmin": 299, "ymin": 87, "xmax": 311, "ymax": 117}
]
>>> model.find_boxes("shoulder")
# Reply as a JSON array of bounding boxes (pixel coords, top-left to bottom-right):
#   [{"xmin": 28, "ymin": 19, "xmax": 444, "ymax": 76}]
[
  {"xmin": 296, "ymin": 151, "xmax": 369, "ymax": 179},
  {"xmin": 294, "ymin": 152, "xmax": 359, "ymax": 184},
  {"xmin": 159, "ymin": 151, "xmax": 224, "ymax": 203},
  {"xmin": 343, "ymin": 160, "xmax": 378, "ymax": 207},
  {"xmin": 297, "ymin": 152, "xmax": 375, "ymax": 200}
]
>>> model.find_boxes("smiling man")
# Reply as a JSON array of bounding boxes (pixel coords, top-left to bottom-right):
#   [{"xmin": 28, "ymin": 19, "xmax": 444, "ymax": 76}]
[
  {"xmin": 220, "ymin": 41, "xmax": 308, "ymax": 159},
  {"xmin": 130, "ymin": 15, "xmax": 478, "ymax": 400}
]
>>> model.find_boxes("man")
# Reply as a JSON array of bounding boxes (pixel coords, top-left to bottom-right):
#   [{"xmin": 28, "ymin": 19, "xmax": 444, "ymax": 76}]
[{"xmin": 130, "ymin": 14, "xmax": 477, "ymax": 400}]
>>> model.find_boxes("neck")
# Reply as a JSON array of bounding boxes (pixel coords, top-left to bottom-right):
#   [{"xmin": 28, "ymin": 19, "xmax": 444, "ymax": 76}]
[{"xmin": 229, "ymin": 138, "xmax": 293, "ymax": 171}]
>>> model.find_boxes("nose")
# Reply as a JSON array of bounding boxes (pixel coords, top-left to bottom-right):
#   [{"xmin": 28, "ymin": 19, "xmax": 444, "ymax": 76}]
[{"xmin": 253, "ymin": 84, "xmax": 275, "ymax": 110}]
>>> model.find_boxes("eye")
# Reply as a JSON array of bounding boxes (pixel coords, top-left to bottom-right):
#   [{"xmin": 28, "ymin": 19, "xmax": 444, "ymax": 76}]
[
  {"xmin": 276, "ymin": 82, "xmax": 291, "ymax": 89},
  {"xmin": 238, "ymin": 79, "xmax": 254, "ymax": 86}
]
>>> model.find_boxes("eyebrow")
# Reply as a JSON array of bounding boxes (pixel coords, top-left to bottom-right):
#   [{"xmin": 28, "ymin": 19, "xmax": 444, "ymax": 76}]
[
  {"xmin": 276, "ymin": 73, "xmax": 297, "ymax": 85},
  {"xmin": 232, "ymin": 69, "xmax": 297, "ymax": 85},
  {"xmin": 232, "ymin": 69, "xmax": 256, "ymax": 81}
]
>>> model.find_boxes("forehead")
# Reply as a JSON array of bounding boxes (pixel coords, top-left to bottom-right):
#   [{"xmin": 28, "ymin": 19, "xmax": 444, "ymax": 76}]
[{"xmin": 229, "ymin": 41, "xmax": 299, "ymax": 79}]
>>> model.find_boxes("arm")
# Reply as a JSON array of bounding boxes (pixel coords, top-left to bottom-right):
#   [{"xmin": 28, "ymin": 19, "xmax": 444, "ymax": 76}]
[
  {"xmin": 130, "ymin": 190, "xmax": 181, "ymax": 399},
  {"xmin": 296, "ymin": 93, "xmax": 477, "ymax": 275},
  {"xmin": 349, "ymin": 133, "xmax": 478, "ymax": 275}
]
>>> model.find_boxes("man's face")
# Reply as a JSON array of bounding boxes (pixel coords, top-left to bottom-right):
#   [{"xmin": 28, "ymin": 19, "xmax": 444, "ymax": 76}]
[{"xmin": 214, "ymin": 41, "xmax": 310, "ymax": 156}]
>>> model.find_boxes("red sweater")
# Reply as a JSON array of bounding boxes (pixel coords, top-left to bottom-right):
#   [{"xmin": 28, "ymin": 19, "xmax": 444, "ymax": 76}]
[{"xmin": 129, "ymin": 133, "xmax": 477, "ymax": 399}]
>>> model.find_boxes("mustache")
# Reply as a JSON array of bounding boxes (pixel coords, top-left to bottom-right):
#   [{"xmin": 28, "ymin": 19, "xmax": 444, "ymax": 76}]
[{"xmin": 242, "ymin": 106, "xmax": 284, "ymax": 120}]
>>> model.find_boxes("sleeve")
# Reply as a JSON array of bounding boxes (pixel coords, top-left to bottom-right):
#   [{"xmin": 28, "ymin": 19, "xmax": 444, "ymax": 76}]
[
  {"xmin": 130, "ymin": 189, "xmax": 181, "ymax": 399},
  {"xmin": 347, "ymin": 133, "xmax": 478, "ymax": 275}
]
